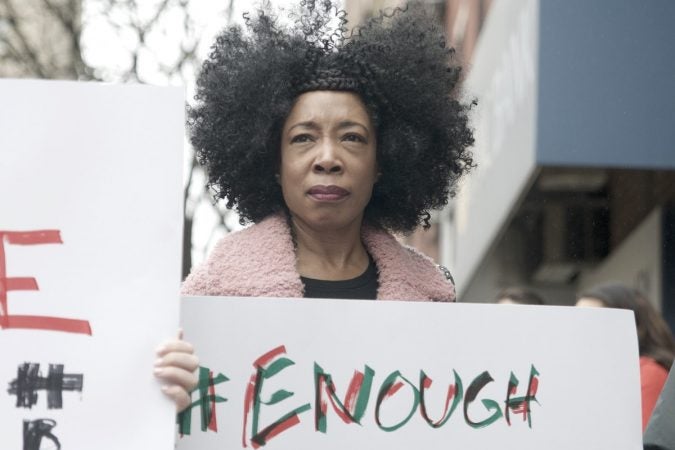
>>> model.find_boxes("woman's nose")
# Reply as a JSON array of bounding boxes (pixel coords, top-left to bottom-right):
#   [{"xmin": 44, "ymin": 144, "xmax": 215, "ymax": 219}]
[{"xmin": 313, "ymin": 140, "xmax": 342, "ymax": 174}]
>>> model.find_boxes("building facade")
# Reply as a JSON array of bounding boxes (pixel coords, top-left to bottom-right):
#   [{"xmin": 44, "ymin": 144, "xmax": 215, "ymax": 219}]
[{"xmin": 440, "ymin": 0, "xmax": 675, "ymax": 332}]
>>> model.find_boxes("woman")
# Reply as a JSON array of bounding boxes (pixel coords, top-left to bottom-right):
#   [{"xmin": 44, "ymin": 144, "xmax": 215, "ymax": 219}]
[
  {"xmin": 154, "ymin": 0, "xmax": 474, "ymax": 411},
  {"xmin": 576, "ymin": 283, "xmax": 675, "ymax": 431}
]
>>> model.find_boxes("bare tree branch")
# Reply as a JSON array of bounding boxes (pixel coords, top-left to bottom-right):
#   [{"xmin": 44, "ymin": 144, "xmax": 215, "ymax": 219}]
[
  {"xmin": 40, "ymin": 0, "xmax": 97, "ymax": 79},
  {"xmin": 40, "ymin": 0, "xmax": 71, "ymax": 28},
  {"xmin": 0, "ymin": 0, "xmax": 48, "ymax": 77},
  {"xmin": 227, "ymin": 0, "xmax": 235, "ymax": 22},
  {"xmin": 143, "ymin": 0, "xmax": 171, "ymax": 31}
]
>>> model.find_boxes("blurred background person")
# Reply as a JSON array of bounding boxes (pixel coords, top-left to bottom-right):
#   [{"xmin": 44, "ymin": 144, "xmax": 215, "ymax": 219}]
[
  {"xmin": 577, "ymin": 283, "xmax": 675, "ymax": 431},
  {"xmin": 495, "ymin": 287, "xmax": 546, "ymax": 305}
]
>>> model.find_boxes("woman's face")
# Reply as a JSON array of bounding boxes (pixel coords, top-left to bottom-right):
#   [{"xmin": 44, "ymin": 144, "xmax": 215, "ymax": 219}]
[{"xmin": 279, "ymin": 91, "xmax": 378, "ymax": 231}]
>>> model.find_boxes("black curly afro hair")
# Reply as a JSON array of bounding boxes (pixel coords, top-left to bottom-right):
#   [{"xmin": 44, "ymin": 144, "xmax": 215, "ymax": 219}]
[{"xmin": 189, "ymin": 0, "xmax": 474, "ymax": 233}]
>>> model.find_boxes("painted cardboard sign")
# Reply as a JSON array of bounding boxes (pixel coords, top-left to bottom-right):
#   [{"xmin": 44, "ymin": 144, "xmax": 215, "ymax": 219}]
[
  {"xmin": 179, "ymin": 297, "xmax": 643, "ymax": 450},
  {"xmin": 0, "ymin": 80, "xmax": 183, "ymax": 449}
]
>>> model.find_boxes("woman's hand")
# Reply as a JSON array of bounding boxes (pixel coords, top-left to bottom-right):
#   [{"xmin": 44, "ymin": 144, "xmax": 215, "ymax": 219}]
[{"xmin": 155, "ymin": 330, "xmax": 199, "ymax": 412}]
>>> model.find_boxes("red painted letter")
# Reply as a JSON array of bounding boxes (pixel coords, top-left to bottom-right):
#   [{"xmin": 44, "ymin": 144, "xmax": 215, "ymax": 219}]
[
  {"xmin": 0, "ymin": 230, "xmax": 91, "ymax": 335},
  {"xmin": 242, "ymin": 345, "xmax": 310, "ymax": 448},
  {"xmin": 504, "ymin": 365, "xmax": 540, "ymax": 428},
  {"xmin": 314, "ymin": 363, "xmax": 375, "ymax": 433}
]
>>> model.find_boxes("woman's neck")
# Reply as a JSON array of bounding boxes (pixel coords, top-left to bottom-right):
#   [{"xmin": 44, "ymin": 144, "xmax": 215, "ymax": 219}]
[{"xmin": 291, "ymin": 215, "xmax": 370, "ymax": 281}]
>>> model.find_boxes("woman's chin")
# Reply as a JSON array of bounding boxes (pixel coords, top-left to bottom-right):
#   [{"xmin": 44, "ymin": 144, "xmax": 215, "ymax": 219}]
[{"xmin": 291, "ymin": 211, "xmax": 364, "ymax": 233}]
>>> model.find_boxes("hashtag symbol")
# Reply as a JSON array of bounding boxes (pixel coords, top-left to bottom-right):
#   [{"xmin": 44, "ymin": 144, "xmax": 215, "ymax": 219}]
[
  {"xmin": 177, "ymin": 366, "xmax": 229, "ymax": 435},
  {"xmin": 8, "ymin": 363, "xmax": 84, "ymax": 409}
]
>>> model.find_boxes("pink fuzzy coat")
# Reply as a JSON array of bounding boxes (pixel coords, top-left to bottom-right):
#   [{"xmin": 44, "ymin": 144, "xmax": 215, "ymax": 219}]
[{"xmin": 182, "ymin": 213, "xmax": 455, "ymax": 301}]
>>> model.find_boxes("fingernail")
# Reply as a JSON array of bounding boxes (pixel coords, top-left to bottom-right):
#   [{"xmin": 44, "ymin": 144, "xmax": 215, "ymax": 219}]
[
  {"xmin": 154, "ymin": 358, "xmax": 163, "ymax": 367},
  {"xmin": 154, "ymin": 367, "xmax": 163, "ymax": 375},
  {"xmin": 156, "ymin": 344, "xmax": 167, "ymax": 354}
]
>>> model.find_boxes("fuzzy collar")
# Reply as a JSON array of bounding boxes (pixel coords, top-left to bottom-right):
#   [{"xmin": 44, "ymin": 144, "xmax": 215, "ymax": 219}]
[{"xmin": 182, "ymin": 213, "xmax": 455, "ymax": 302}]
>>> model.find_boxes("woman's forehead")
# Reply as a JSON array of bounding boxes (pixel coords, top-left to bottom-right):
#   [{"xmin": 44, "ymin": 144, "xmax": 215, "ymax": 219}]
[{"xmin": 284, "ymin": 91, "xmax": 371, "ymax": 127}]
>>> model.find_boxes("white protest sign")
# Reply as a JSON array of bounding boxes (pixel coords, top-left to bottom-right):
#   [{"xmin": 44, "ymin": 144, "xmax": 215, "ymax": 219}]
[
  {"xmin": 178, "ymin": 297, "xmax": 642, "ymax": 450},
  {"xmin": 0, "ymin": 80, "xmax": 183, "ymax": 450}
]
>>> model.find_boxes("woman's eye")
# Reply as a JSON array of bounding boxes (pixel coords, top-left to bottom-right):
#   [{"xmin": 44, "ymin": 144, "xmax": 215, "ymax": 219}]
[
  {"xmin": 290, "ymin": 134, "xmax": 313, "ymax": 143},
  {"xmin": 343, "ymin": 133, "xmax": 366, "ymax": 143}
]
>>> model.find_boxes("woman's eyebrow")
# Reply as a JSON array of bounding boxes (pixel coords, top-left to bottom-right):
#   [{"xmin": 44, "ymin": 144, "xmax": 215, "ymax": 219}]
[
  {"xmin": 287, "ymin": 120, "xmax": 370, "ymax": 134},
  {"xmin": 287, "ymin": 121, "xmax": 320, "ymax": 132},
  {"xmin": 338, "ymin": 120, "xmax": 367, "ymax": 130}
]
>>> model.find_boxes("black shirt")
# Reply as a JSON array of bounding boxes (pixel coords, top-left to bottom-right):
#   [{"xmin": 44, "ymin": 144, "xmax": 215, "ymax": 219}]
[{"xmin": 301, "ymin": 259, "xmax": 378, "ymax": 300}]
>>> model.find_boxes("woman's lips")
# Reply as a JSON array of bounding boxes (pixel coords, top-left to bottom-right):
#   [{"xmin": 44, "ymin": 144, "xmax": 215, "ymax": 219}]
[{"xmin": 307, "ymin": 185, "xmax": 350, "ymax": 202}]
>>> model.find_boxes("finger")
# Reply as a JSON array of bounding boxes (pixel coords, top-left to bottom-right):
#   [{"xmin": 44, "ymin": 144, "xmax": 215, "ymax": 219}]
[
  {"xmin": 156, "ymin": 352, "xmax": 199, "ymax": 373},
  {"xmin": 162, "ymin": 385, "xmax": 192, "ymax": 412},
  {"xmin": 156, "ymin": 340, "xmax": 194, "ymax": 357},
  {"xmin": 155, "ymin": 366, "xmax": 199, "ymax": 392}
]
